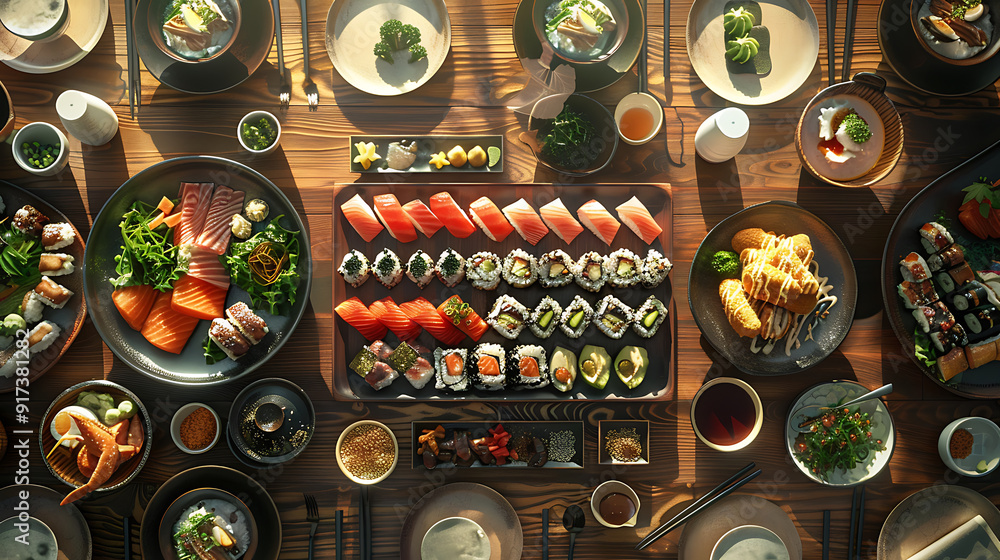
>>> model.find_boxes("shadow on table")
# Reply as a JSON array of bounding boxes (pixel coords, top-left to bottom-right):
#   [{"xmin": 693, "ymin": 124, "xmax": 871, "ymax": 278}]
[
  {"xmin": 82, "ymin": 131, "xmax": 130, "ymax": 226},
  {"xmin": 695, "ymin": 156, "xmax": 743, "ymax": 230}
]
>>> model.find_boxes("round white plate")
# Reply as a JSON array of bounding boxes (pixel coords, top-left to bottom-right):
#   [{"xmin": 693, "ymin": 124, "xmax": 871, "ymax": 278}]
[{"xmin": 0, "ymin": 0, "xmax": 108, "ymax": 73}]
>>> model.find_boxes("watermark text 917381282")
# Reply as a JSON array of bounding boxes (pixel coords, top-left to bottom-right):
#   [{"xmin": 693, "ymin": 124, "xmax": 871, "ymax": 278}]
[{"xmin": 8, "ymin": 328, "xmax": 35, "ymax": 548}]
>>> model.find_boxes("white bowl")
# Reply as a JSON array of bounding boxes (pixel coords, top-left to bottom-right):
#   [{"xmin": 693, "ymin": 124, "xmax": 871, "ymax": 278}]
[
  {"xmin": 336, "ymin": 420, "xmax": 398, "ymax": 485},
  {"xmin": 237, "ymin": 110, "xmax": 281, "ymax": 155},
  {"xmin": 938, "ymin": 417, "xmax": 1000, "ymax": 477},
  {"xmin": 12, "ymin": 122, "xmax": 69, "ymax": 176},
  {"xmin": 711, "ymin": 525, "xmax": 789, "ymax": 560},
  {"xmin": 614, "ymin": 92, "xmax": 663, "ymax": 145},
  {"xmin": 170, "ymin": 403, "xmax": 221, "ymax": 454},
  {"xmin": 590, "ymin": 479, "xmax": 640, "ymax": 528}
]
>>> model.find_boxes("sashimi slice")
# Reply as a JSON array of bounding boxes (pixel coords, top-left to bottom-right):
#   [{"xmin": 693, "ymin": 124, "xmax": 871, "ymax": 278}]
[
  {"xmin": 173, "ymin": 182, "xmax": 214, "ymax": 246},
  {"xmin": 501, "ymin": 198, "xmax": 549, "ymax": 246},
  {"xmin": 401, "ymin": 199, "xmax": 444, "ymax": 238},
  {"xmin": 140, "ymin": 289, "xmax": 200, "ymax": 354},
  {"xmin": 195, "ymin": 185, "xmax": 245, "ymax": 255},
  {"xmin": 577, "ymin": 199, "xmax": 620, "ymax": 245},
  {"xmin": 469, "ymin": 196, "xmax": 514, "ymax": 242},
  {"xmin": 429, "ymin": 192, "xmax": 477, "ymax": 238},
  {"xmin": 615, "ymin": 196, "xmax": 662, "ymax": 244},
  {"xmin": 399, "ymin": 297, "xmax": 465, "ymax": 346},
  {"xmin": 540, "ymin": 198, "xmax": 585, "ymax": 244},
  {"xmin": 341, "ymin": 194, "xmax": 384, "ymax": 242},
  {"xmin": 171, "ymin": 274, "xmax": 228, "ymax": 321},
  {"xmin": 369, "ymin": 297, "xmax": 422, "ymax": 341},
  {"xmin": 372, "ymin": 193, "xmax": 418, "ymax": 243},
  {"xmin": 112, "ymin": 284, "xmax": 158, "ymax": 331},
  {"xmin": 187, "ymin": 246, "xmax": 230, "ymax": 289},
  {"xmin": 335, "ymin": 297, "xmax": 388, "ymax": 341}
]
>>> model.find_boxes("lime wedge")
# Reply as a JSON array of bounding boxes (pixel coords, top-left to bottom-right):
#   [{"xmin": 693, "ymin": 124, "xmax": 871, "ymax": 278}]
[{"xmin": 487, "ymin": 146, "xmax": 501, "ymax": 167}]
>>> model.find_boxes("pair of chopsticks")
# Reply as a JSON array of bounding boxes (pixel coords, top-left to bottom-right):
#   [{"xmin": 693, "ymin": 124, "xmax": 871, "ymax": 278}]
[
  {"xmin": 360, "ymin": 486, "xmax": 372, "ymax": 560},
  {"xmin": 635, "ymin": 462, "xmax": 762, "ymax": 550},
  {"xmin": 542, "ymin": 508, "xmax": 549, "ymax": 560},
  {"xmin": 123, "ymin": 0, "xmax": 141, "ymax": 117},
  {"xmin": 826, "ymin": 0, "xmax": 859, "ymax": 84},
  {"xmin": 847, "ymin": 486, "xmax": 866, "ymax": 559},
  {"xmin": 336, "ymin": 510, "xmax": 343, "ymax": 560}
]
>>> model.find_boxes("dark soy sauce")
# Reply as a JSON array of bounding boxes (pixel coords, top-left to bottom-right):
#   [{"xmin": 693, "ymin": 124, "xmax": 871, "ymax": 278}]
[
  {"xmin": 694, "ymin": 382, "xmax": 756, "ymax": 446},
  {"xmin": 599, "ymin": 492, "xmax": 636, "ymax": 525}
]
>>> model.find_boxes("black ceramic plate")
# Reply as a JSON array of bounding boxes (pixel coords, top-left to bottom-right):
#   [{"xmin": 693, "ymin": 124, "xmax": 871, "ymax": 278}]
[
  {"xmin": 411, "ymin": 421, "xmax": 584, "ymax": 469},
  {"xmin": 881, "ymin": 138, "xmax": 1000, "ymax": 398},
  {"xmin": 689, "ymin": 201, "xmax": 858, "ymax": 375},
  {"xmin": 348, "ymin": 135, "xmax": 504, "ymax": 173},
  {"xmin": 0, "ymin": 484, "xmax": 92, "ymax": 560},
  {"xmin": 878, "ymin": 0, "xmax": 1000, "ymax": 97},
  {"xmin": 134, "ymin": 0, "xmax": 274, "ymax": 94},
  {"xmin": 140, "ymin": 466, "xmax": 281, "ymax": 560},
  {"xmin": 512, "ymin": 0, "xmax": 644, "ymax": 93},
  {"xmin": 157, "ymin": 488, "xmax": 258, "ymax": 559},
  {"xmin": 84, "ymin": 156, "xmax": 312, "ymax": 385},
  {"xmin": 227, "ymin": 377, "xmax": 315, "ymax": 464}
]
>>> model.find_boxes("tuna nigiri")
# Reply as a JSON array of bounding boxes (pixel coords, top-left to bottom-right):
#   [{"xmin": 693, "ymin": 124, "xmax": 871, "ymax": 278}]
[
  {"xmin": 140, "ymin": 289, "xmax": 200, "ymax": 354},
  {"xmin": 341, "ymin": 194, "xmax": 384, "ymax": 242},
  {"xmin": 502, "ymin": 198, "xmax": 549, "ymax": 246},
  {"xmin": 401, "ymin": 199, "xmax": 444, "ymax": 238},
  {"xmin": 429, "ymin": 192, "xmax": 477, "ymax": 238},
  {"xmin": 335, "ymin": 297, "xmax": 388, "ymax": 341},
  {"xmin": 195, "ymin": 185, "xmax": 245, "ymax": 255},
  {"xmin": 369, "ymin": 297, "xmax": 422, "ymax": 341},
  {"xmin": 399, "ymin": 297, "xmax": 466, "ymax": 346},
  {"xmin": 616, "ymin": 196, "xmax": 662, "ymax": 244},
  {"xmin": 540, "ymin": 198, "xmax": 584, "ymax": 244},
  {"xmin": 577, "ymin": 199, "xmax": 620, "ymax": 246},
  {"xmin": 173, "ymin": 182, "xmax": 214, "ymax": 247},
  {"xmin": 373, "ymin": 193, "xmax": 418, "ymax": 243},
  {"xmin": 469, "ymin": 196, "xmax": 514, "ymax": 242}
]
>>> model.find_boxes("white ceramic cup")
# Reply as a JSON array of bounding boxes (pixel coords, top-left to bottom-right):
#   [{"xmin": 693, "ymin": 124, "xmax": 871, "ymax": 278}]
[
  {"xmin": 11, "ymin": 122, "xmax": 69, "ymax": 176},
  {"xmin": 57, "ymin": 90, "xmax": 118, "ymax": 146},
  {"xmin": 614, "ymin": 92, "xmax": 663, "ymax": 145},
  {"xmin": 938, "ymin": 416, "xmax": 1000, "ymax": 477},
  {"xmin": 0, "ymin": 0, "xmax": 69, "ymax": 42},
  {"xmin": 695, "ymin": 107, "xmax": 750, "ymax": 163},
  {"xmin": 590, "ymin": 480, "xmax": 640, "ymax": 528},
  {"xmin": 238, "ymin": 110, "xmax": 281, "ymax": 155},
  {"xmin": 170, "ymin": 403, "xmax": 221, "ymax": 454}
]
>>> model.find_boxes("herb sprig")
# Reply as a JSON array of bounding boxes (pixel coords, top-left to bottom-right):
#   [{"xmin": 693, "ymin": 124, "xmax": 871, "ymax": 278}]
[{"xmin": 111, "ymin": 200, "xmax": 182, "ymax": 292}]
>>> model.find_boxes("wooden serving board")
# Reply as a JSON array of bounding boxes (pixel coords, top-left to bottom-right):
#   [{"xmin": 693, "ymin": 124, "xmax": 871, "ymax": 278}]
[
  {"xmin": 411, "ymin": 421, "xmax": 585, "ymax": 469},
  {"xmin": 331, "ymin": 183, "xmax": 675, "ymax": 401}
]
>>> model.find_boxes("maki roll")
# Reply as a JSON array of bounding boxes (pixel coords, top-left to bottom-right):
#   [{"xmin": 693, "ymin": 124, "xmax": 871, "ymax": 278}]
[
  {"xmin": 642, "ymin": 249, "xmax": 672, "ymax": 288},
  {"xmin": 435, "ymin": 248, "xmax": 466, "ymax": 287},
  {"xmin": 349, "ymin": 346, "xmax": 377, "ymax": 377},
  {"xmin": 549, "ymin": 346, "xmax": 578, "ymax": 392},
  {"xmin": 966, "ymin": 335, "xmax": 999, "ymax": 368},
  {"xmin": 935, "ymin": 262, "xmax": 975, "ymax": 294},
  {"xmin": 913, "ymin": 301, "xmax": 956, "ymax": 333},
  {"xmin": 386, "ymin": 341, "xmax": 419, "ymax": 373},
  {"xmin": 899, "ymin": 252, "xmax": 931, "ymax": 283},
  {"xmin": 574, "ymin": 251, "xmax": 607, "ymax": 292},
  {"xmin": 469, "ymin": 343, "xmax": 506, "ymax": 391},
  {"xmin": 502, "ymin": 248, "xmax": 537, "ymax": 288},
  {"xmin": 466, "ymin": 251, "xmax": 502, "ymax": 291},
  {"xmin": 604, "ymin": 248, "xmax": 641, "ymax": 288},
  {"xmin": 487, "ymin": 295, "xmax": 529, "ymax": 339},
  {"xmin": 434, "ymin": 347, "xmax": 470, "ymax": 392},
  {"xmin": 634, "ymin": 295, "xmax": 667, "ymax": 338},
  {"xmin": 560, "ymin": 295, "xmax": 594, "ymax": 338},
  {"xmin": 338, "ymin": 249, "xmax": 370, "ymax": 288},
  {"xmin": 372, "ymin": 249, "xmax": 404, "ymax": 288},
  {"xmin": 537, "ymin": 249, "xmax": 575, "ymax": 288},
  {"xmin": 897, "ymin": 280, "xmax": 939, "ymax": 309},
  {"xmin": 938, "ymin": 346, "xmax": 969, "ymax": 382},
  {"xmin": 919, "ymin": 222, "xmax": 953, "ymax": 254},
  {"xmin": 593, "ymin": 295, "xmax": 634, "ymax": 339},
  {"xmin": 406, "ymin": 250, "xmax": 435, "ymax": 289},
  {"xmin": 507, "ymin": 344, "xmax": 549, "ymax": 390},
  {"xmin": 927, "ymin": 244, "xmax": 965, "ymax": 272},
  {"xmin": 964, "ymin": 305, "xmax": 1000, "ymax": 335},
  {"xmin": 951, "ymin": 280, "xmax": 999, "ymax": 311},
  {"xmin": 437, "ymin": 295, "xmax": 489, "ymax": 341},
  {"xmin": 402, "ymin": 343, "xmax": 436, "ymax": 390},
  {"xmin": 529, "ymin": 296, "xmax": 562, "ymax": 338},
  {"xmin": 932, "ymin": 324, "xmax": 968, "ymax": 354},
  {"xmin": 365, "ymin": 361, "xmax": 399, "ymax": 390},
  {"xmin": 27, "ymin": 320, "xmax": 60, "ymax": 355}
]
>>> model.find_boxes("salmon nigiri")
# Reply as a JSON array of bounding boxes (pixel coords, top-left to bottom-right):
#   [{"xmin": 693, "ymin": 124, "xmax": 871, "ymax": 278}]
[
  {"xmin": 429, "ymin": 192, "xmax": 477, "ymax": 238},
  {"xmin": 340, "ymin": 194, "xmax": 384, "ymax": 242},
  {"xmin": 502, "ymin": 198, "xmax": 548, "ymax": 246},
  {"xmin": 469, "ymin": 196, "xmax": 514, "ymax": 242},
  {"xmin": 616, "ymin": 196, "xmax": 662, "ymax": 244},
  {"xmin": 335, "ymin": 297, "xmax": 388, "ymax": 341},
  {"xmin": 373, "ymin": 193, "xmax": 417, "ymax": 243},
  {"xmin": 577, "ymin": 199, "xmax": 620, "ymax": 246},
  {"xmin": 540, "ymin": 198, "xmax": 584, "ymax": 244},
  {"xmin": 401, "ymin": 199, "xmax": 444, "ymax": 238}
]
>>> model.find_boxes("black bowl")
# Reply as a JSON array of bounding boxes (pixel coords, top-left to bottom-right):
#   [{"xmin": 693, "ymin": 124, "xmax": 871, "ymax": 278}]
[
  {"xmin": 158, "ymin": 488, "xmax": 258, "ymax": 559},
  {"xmin": 227, "ymin": 377, "xmax": 315, "ymax": 465},
  {"xmin": 909, "ymin": 0, "xmax": 1000, "ymax": 66},
  {"xmin": 147, "ymin": 0, "xmax": 242, "ymax": 63},
  {"xmin": 520, "ymin": 93, "xmax": 618, "ymax": 176},
  {"xmin": 531, "ymin": 0, "xmax": 629, "ymax": 64}
]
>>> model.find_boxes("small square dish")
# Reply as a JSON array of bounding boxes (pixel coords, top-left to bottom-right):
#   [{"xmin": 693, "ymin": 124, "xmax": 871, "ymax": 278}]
[{"xmin": 599, "ymin": 419, "xmax": 649, "ymax": 465}]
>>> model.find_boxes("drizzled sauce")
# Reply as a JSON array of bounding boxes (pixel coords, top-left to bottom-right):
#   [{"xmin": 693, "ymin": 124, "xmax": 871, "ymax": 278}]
[{"xmin": 599, "ymin": 492, "xmax": 636, "ymax": 525}]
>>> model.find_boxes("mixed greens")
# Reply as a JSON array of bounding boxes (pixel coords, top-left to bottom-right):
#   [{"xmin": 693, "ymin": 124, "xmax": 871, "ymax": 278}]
[
  {"xmin": 793, "ymin": 405, "xmax": 886, "ymax": 481},
  {"xmin": 540, "ymin": 106, "xmax": 598, "ymax": 170},
  {"xmin": 111, "ymin": 200, "xmax": 182, "ymax": 292},
  {"xmin": 545, "ymin": 0, "xmax": 614, "ymax": 35},
  {"xmin": 225, "ymin": 215, "xmax": 301, "ymax": 315},
  {"xmin": 0, "ymin": 224, "xmax": 43, "ymax": 286}
]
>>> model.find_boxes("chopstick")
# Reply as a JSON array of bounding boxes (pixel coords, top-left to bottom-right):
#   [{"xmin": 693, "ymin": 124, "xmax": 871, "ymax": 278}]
[
  {"xmin": 542, "ymin": 508, "xmax": 549, "ymax": 560},
  {"xmin": 635, "ymin": 462, "xmax": 761, "ymax": 550},
  {"xmin": 638, "ymin": 0, "xmax": 647, "ymax": 93},
  {"xmin": 123, "ymin": 0, "xmax": 136, "ymax": 118},
  {"xmin": 360, "ymin": 486, "xmax": 371, "ymax": 560},
  {"xmin": 336, "ymin": 509, "xmax": 343, "ymax": 560},
  {"xmin": 822, "ymin": 510, "xmax": 830, "ymax": 560},
  {"xmin": 848, "ymin": 487, "xmax": 860, "ymax": 560},
  {"xmin": 825, "ymin": 0, "xmax": 836, "ymax": 85},
  {"xmin": 841, "ymin": 0, "xmax": 858, "ymax": 82},
  {"xmin": 855, "ymin": 487, "xmax": 866, "ymax": 559},
  {"xmin": 123, "ymin": 514, "xmax": 131, "ymax": 560}
]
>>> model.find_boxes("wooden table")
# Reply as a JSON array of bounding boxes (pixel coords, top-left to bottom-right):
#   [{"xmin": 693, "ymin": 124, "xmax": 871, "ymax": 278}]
[{"xmin": 2, "ymin": 0, "xmax": 1000, "ymax": 557}]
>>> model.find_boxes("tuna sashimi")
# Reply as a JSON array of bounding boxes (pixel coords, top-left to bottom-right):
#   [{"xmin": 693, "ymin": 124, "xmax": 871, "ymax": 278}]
[
  {"xmin": 369, "ymin": 297, "xmax": 422, "ymax": 341},
  {"xmin": 195, "ymin": 185, "xmax": 245, "ymax": 255},
  {"xmin": 615, "ymin": 196, "xmax": 662, "ymax": 244},
  {"xmin": 401, "ymin": 199, "xmax": 444, "ymax": 238},
  {"xmin": 140, "ymin": 289, "xmax": 200, "ymax": 354},
  {"xmin": 373, "ymin": 193, "xmax": 418, "ymax": 243},
  {"xmin": 112, "ymin": 284, "xmax": 158, "ymax": 331},
  {"xmin": 502, "ymin": 198, "xmax": 549, "ymax": 246},
  {"xmin": 187, "ymin": 246, "xmax": 230, "ymax": 289},
  {"xmin": 540, "ymin": 198, "xmax": 584, "ymax": 244},
  {"xmin": 173, "ymin": 182, "xmax": 214, "ymax": 246},
  {"xmin": 341, "ymin": 194, "xmax": 383, "ymax": 242},
  {"xmin": 399, "ymin": 297, "xmax": 466, "ymax": 346},
  {"xmin": 429, "ymin": 192, "xmax": 477, "ymax": 238},
  {"xmin": 469, "ymin": 196, "xmax": 514, "ymax": 242},
  {"xmin": 335, "ymin": 297, "xmax": 388, "ymax": 341},
  {"xmin": 171, "ymin": 274, "xmax": 228, "ymax": 321},
  {"xmin": 577, "ymin": 199, "xmax": 620, "ymax": 246}
]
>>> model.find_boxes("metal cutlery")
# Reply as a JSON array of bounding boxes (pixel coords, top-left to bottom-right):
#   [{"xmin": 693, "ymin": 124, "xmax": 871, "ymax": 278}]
[
  {"xmin": 304, "ymin": 493, "xmax": 320, "ymax": 560},
  {"xmin": 300, "ymin": 0, "xmax": 318, "ymax": 109},
  {"xmin": 792, "ymin": 384, "xmax": 894, "ymax": 433},
  {"xmin": 273, "ymin": 0, "xmax": 290, "ymax": 107}
]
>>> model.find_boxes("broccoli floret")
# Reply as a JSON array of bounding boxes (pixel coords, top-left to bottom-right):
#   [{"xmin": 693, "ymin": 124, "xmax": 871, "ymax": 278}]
[
  {"xmin": 379, "ymin": 19, "xmax": 404, "ymax": 46},
  {"xmin": 409, "ymin": 44, "xmax": 427, "ymax": 63},
  {"xmin": 374, "ymin": 41, "xmax": 394, "ymax": 63},
  {"xmin": 711, "ymin": 250, "xmax": 740, "ymax": 277},
  {"xmin": 375, "ymin": 19, "xmax": 424, "ymax": 63},
  {"xmin": 400, "ymin": 24, "xmax": 421, "ymax": 48}
]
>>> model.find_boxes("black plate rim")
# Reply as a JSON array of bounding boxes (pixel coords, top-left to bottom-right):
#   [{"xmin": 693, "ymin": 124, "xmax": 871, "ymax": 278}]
[
  {"xmin": 227, "ymin": 376, "xmax": 316, "ymax": 464},
  {"xmin": 156, "ymin": 487, "xmax": 259, "ymax": 559}
]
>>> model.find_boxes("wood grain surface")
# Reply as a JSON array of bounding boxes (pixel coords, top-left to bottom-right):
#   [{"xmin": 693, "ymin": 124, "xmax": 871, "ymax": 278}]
[{"xmin": 2, "ymin": 0, "xmax": 1000, "ymax": 558}]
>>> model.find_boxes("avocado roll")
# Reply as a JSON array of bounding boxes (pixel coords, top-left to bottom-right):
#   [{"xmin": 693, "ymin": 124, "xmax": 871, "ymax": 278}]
[
  {"xmin": 900, "ymin": 252, "xmax": 931, "ymax": 283},
  {"xmin": 406, "ymin": 250, "xmax": 435, "ymax": 289},
  {"xmin": 928, "ymin": 244, "xmax": 965, "ymax": 272},
  {"xmin": 642, "ymin": 249, "xmax": 672, "ymax": 288},
  {"xmin": 373, "ymin": 249, "xmax": 403, "ymax": 288},
  {"xmin": 435, "ymin": 248, "xmax": 466, "ymax": 287},
  {"xmin": 560, "ymin": 295, "xmax": 594, "ymax": 339},
  {"xmin": 932, "ymin": 324, "xmax": 968, "ymax": 354},
  {"xmin": 965, "ymin": 305, "xmax": 1000, "ymax": 335},
  {"xmin": 914, "ymin": 301, "xmax": 956, "ymax": 333},
  {"xmin": 951, "ymin": 280, "xmax": 999, "ymax": 311},
  {"xmin": 604, "ymin": 248, "xmax": 641, "ymax": 289},
  {"xmin": 936, "ymin": 262, "xmax": 975, "ymax": 294},
  {"xmin": 919, "ymin": 222, "xmax": 953, "ymax": 254},
  {"xmin": 593, "ymin": 295, "xmax": 634, "ymax": 339},
  {"xmin": 537, "ymin": 249, "xmax": 575, "ymax": 288},
  {"xmin": 634, "ymin": 295, "xmax": 667, "ymax": 338},
  {"xmin": 469, "ymin": 343, "xmax": 506, "ymax": 391},
  {"xmin": 574, "ymin": 251, "xmax": 607, "ymax": 292},
  {"xmin": 897, "ymin": 280, "xmax": 940, "ymax": 309},
  {"xmin": 507, "ymin": 344, "xmax": 549, "ymax": 390},
  {"xmin": 466, "ymin": 251, "xmax": 502, "ymax": 290},
  {"xmin": 529, "ymin": 296, "xmax": 562, "ymax": 339},
  {"xmin": 549, "ymin": 346, "xmax": 577, "ymax": 393},
  {"xmin": 434, "ymin": 347, "xmax": 469, "ymax": 392},
  {"xmin": 502, "ymin": 248, "xmax": 537, "ymax": 288},
  {"xmin": 487, "ymin": 295, "xmax": 529, "ymax": 339}
]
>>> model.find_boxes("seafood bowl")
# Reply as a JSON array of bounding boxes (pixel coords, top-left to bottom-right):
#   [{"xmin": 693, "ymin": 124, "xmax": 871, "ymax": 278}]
[
  {"xmin": 532, "ymin": 0, "xmax": 630, "ymax": 63},
  {"xmin": 157, "ymin": 488, "xmax": 259, "ymax": 560},
  {"xmin": 910, "ymin": 0, "xmax": 1000, "ymax": 66},
  {"xmin": 146, "ymin": 0, "xmax": 243, "ymax": 63},
  {"xmin": 39, "ymin": 380, "xmax": 153, "ymax": 497}
]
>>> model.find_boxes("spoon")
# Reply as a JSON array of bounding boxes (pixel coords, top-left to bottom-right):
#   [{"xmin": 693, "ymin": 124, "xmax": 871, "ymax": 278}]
[
  {"xmin": 254, "ymin": 402, "xmax": 285, "ymax": 432},
  {"xmin": 562, "ymin": 504, "xmax": 585, "ymax": 560},
  {"xmin": 791, "ymin": 383, "xmax": 893, "ymax": 433}
]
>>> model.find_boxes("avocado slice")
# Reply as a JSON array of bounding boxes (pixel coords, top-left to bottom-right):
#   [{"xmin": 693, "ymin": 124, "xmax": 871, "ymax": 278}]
[
  {"xmin": 550, "ymin": 346, "xmax": 578, "ymax": 392},
  {"xmin": 579, "ymin": 345, "xmax": 611, "ymax": 389},
  {"xmin": 615, "ymin": 346, "xmax": 649, "ymax": 389},
  {"xmin": 538, "ymin": 309, "xmax": 555, "ymax": 329}
]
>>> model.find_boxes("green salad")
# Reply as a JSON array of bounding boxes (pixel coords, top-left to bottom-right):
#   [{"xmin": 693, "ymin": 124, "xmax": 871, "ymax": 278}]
[
  {"xmin": 225, "ymin": 215, "xmax": 301, "ymax": 315},
  {"xmin": 111, "ymin": 200, "xmax": 181, "ymax": 292}
]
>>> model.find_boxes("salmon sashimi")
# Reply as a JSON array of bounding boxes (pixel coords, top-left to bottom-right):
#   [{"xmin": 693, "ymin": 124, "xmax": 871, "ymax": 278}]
[
  {"xmin": 577, "ymin": 199, "xmax": 621, "ymax": 246},
  {"xmin": 469, "ymin": 196, "xmax": 514, "ymax": 242},
  {"xmin": 341, "ymin": 194, "xmax": 384, "ymax": 242},
  {"xmin": 140, "ymin": 289, "xmax": 200, "ymax": 354},
  {"xmin": 171, "ymin": 274, "xmax": 228, "ymax": 320},
  {"xmin": 335, "ymin": 297, "xmax": 388, "ymax": 341},
  {"xmin": 502, "ymin": 198, "xmax": 549, "ymax": 246},
  {"xmin": 399, "ymin": 297, "xmax": 466, "ymax": 346},
  {"xmin": 401, "ymin": 199, "xmax": 444, "ymax": 238},
  {"xmin": 615, "ymin": 195, "xmax": 662, "ymax": 244},
  {"xmin": 195, "ymin": 185, "xmax": 245, "ymax": 255},
  {"xmin": 112, "ymin": 284, "xmax": 158, "ymax": 331},
  {"xmin": 478, "ymin": 355, "xmax": 501, "ymax": 376},
  {"xmin": 369, "ymin": 297, "xmax": 422, "ymax": 341},
  {"xmin": 429, "ymin": 192, "xmax": 477, "ymax": 238},
  {"xmin": 173, "ymin": 182, "xmax": 215, "ymax": 246},
  {"xmin": 373, "ymin": 193, "xmax": 418, "ymax": 243},
  {"xmin": 540, "ymin": 198, "xmax": 585, "ymax": 244},
  {"xmin": 186, "ymin": 246, "xmax": 230, "ymax": 289}
]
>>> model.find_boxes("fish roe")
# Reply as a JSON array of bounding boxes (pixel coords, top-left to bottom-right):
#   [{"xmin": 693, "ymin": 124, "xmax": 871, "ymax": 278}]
[
  {"xmin": 950, "ymin": 428, "xmax": 974, "ymax": 460},
  {"xmin": 340, "ymin": 424, "xmax": 396, "ymax": 481}
]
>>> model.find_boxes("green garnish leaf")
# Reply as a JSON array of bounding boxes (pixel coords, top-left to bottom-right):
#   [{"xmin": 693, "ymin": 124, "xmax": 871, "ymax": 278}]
[
  {"xmin": 841, "ymin": 112, "xmax": 872, "ymax": 144},
  {"xmin": 343, "ymin": 252, "xmax": 362, "ymax": 275},
  {"xmin": 202, "ymin": 336, "xmax": 227, "ymax": 365},
  {"xmin": 962, "ymin": 177, "xmax": 1000, "ymax": 219},
  {"xmin": 225, "ymin": 215, "xmax": 301, "ymax": 315},
  {"xmin": 241, "ymin": 117, "xmax": 277, "ymax": 151},
  {"xmin": 408, "ymin": 251, "xmax": 428, "ymax": 277},
  {"xmin": 111, "ymin": 200, "xmax": 182, "ymax": 292},
  {"xmin": 439, "ymin": 251, "xmax": 461, "ymax": 277},
  {"xmin": 376, "ymin": 253, "xmax": 397, "ymax": 276},
  {"xmin": 914, "ymin": 327, "xmax": 937, "ymax": 368},
  {"xmin": 541, "ymin": 106, "xmax": 598, "ymax": 170}
]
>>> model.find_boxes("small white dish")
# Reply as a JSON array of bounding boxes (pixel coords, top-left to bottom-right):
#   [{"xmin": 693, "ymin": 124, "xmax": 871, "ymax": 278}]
[
  {"xmin": 11, "ymin": 122, "xmax": 68, "ymax": 176},
  {"xmin": 711, "ymin": 525, "xmax": 789, "ymax": 560},
  {"xmin": 336, "ymin": 420, "xmax": 398, "ymax": 485},
  {"xmin": 590, "ymin": 479, "xmax": 640, "ymax": 528},
  {"xmin": 170, "ymin": 403, "xmax": 220, "ymax": 454},
  {"xmin": 938, "ymin": 417, "xmax": 1000, "ymax": 477},
  {"xmin": 237, "ymin": 110, "xmax": 281, "ymax": 155},
  {"xmin": 614, "ymin": 92, "xmax": 663, "ymax": 145},
  {"xmin": 420, "ymin": 517, "xmax": 491, "ymax": 560}
]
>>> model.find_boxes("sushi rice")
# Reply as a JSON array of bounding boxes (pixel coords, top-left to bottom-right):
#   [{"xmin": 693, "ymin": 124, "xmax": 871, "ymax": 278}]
[
  {"xmin": 633, "ymin": 295, "xmax": 667, "ymax": 338},
  {"xmin": 21, "ymin": 292, "xmax": 44, "ymax": 324},
  {"xmin": 573, "ymin": 251, "xmax": 607, "ymax": 292},
  {"xmin": 402, "ymin": 343, "xmax": 436, "ymax": 390},
  {"xmin": 603, "ymin": 248, "xmax": 641, "ymax": 288},
  {"xmin": 559, "ymin": 295, "xmax": 594, "ymax": 338},
  {"xmin": 529, "ymin": 296, "xmax": 562, "ymax": 339},
  {"xmin": 536, "ymin": 249, "xmax": 575, "ymax": 288},
  {"xmin": 593, "ymin": 295, "xmax": 634, "ymax": 339},
  {"xmin": 641, "ymin": 249, "xmax": 672, "ymax": 288},
  {"xmin": 435, "ymin": 248, "xmax": 466, "ymax": 288},
  {"xmin": 434, "ymin": 347, "xmax": 470, "ymax": 392},
  {"xmin": 469, "ymin": 342, "xmax": 507, "ymax": 390},
  {"xmin": 372, "ymin": 249, "xmax": 404, "ymax": 288},
  {"xmin": 466, "ymin": 251, "xmax": 502, "ymax": 290},
  {"xmin": 487, "ymin": 295, "xmax": 530, "ymax": 339},
  {"xmin": 338, "ymin": 249, "xmax": 370, "ymax": 288},
  {"xmin": 406, "ymin": 250, "xmax": 436, "ymax": 289},
  {"xmin": 28, "ymin": 320, "xmax": 61, "ymax": 355},
  {"xmin": 508, "ymin": 344, "xmax": 549, "ymax": 390},
  {"xmin": 502, "ymin": 248, "xmax": 537, "ymax": 288}
]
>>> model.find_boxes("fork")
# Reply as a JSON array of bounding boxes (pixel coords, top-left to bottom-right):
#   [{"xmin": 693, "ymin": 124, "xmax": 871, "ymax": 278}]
[
  {"xmin": 273, "ymin": 0, "xmax": 290, "ymax": 107},
  {"xmin": 300, "ymin": 0, "xmax": 318, "ymax": 110},
  {"xmin": 304, "ymin": 493, "xmax": 320, "ymax": 560}
]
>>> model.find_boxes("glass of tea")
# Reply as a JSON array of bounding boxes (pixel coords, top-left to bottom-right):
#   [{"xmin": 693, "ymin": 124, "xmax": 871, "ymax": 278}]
[
  {"xmin": 614, "ymin": 92, "xmax": 663, "ymax": 145},
  {"xmin": 590, "ymin": 480, "xmax": 640, "ymax": 528},
  {"xmin": 690, "ymin": 377, "xmax": 763, "ymax": 452}
]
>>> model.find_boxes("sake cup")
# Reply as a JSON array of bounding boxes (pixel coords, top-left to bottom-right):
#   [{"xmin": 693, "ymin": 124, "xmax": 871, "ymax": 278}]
[
  {"xmin": 11, "ymin": 122, "xmax": 69, "ymax": 176},
  {"xmin": 695, "ymin": 107, "xmax": 750, "ymax": 163}
]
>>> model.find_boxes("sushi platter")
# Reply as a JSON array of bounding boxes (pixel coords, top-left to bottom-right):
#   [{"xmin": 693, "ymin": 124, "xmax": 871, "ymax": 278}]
[
  {"xmin": 348, "ymin": 135, "xmax": 504, "ymax": 173},
  {"xmin": 333, "ymin": 183, "xmax": 675, "ymax": 401},
  {"xmin": 411, "ymin": 421, "xmax": 585, "ymax": 469}
]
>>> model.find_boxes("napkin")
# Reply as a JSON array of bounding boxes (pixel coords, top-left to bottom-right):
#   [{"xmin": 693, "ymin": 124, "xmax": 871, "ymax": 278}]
[{"xmin": 906, "ymin": 515, "xmax": 1000, "ymax": 560}]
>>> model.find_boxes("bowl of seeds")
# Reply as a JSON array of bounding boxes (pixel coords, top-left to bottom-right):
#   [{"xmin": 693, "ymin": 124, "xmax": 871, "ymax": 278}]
[
  {"xmin": 599, "ymin": 420, "xmax": 649, "ymax": 465},
  {"xmin": 337, "ymin": 420, "xmax": 398, "ymax": 484},
  {"xmin": 12, "ymin": 122, "xmax": 68, "ymax": 176}
]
